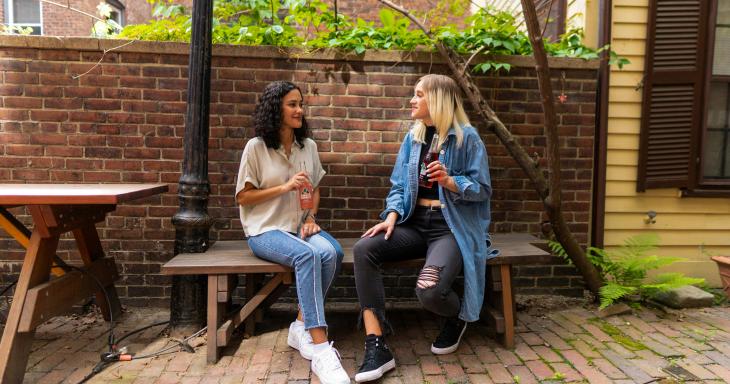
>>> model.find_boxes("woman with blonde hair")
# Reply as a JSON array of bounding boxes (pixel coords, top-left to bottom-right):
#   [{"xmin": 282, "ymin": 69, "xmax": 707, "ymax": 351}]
[{"xmin": 352, "ymin": 74, "xmax": 494, "ymax": 382}]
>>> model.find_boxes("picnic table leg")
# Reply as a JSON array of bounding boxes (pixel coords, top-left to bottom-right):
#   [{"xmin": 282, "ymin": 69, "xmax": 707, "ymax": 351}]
[
  {"xmin": 73, "ymin": 222, "xmax": 122, "ymax": 321},
  {"xmin": 0, "ymin": 229, "xmax": 58, "ymax": 384},
  {"xmin": 500, "ymin": 264, "xmax": 515, "ymax": 349},
  {"xmin": 0, "ymin": 206, "xmax": 66, "ymax": 277}
]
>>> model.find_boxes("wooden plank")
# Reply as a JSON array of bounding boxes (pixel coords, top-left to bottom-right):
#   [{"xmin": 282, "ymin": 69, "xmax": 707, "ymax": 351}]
[
  {"xmin": 500, "ymin": 264, "xmax": 515, "ymax": 349},
  {"xmin": 162, "ymin": 233, "xmax": 553, "ymax": 275},
  {"xmin": 73, "ymin": 223, "xmax": 122, "ymax": 321},
  {"xmin": 0, "ymin": 184, "xmax": 168, "ymax": 205},
  {"xmin": 244, "ymin": 274, "xmax": 262, "ymax": 337},
  {"xmin": 482, "ymin": 305, "xmax": 506, "ymax": 334},
  {"xmin": 41, "ymin": 205, "xmax": 113, "ymax": 235},
  {"xmin": 18, "ymin": 258, "xmax": 118, "ymax": 332},
  {"xmin": 0, "ymin": 206, "xmax": 65, "ymax": 277},
  {"xmin": 207, "ymin": 275, "xmax": 221, "ymax": 363},
  {"xmin": 0, "ymin": 206, "xmax": 30, "ymax": 248},
  {"xmin": 217, "ymin": 273, "xmax": 286, "ymax": 347},
  {"xmin": 0, "ymin": 226, "xmax": 58, "ymax": 384},
  {"xmin": 259, "ymin": 273, "xmax": 294, "ymax": 314},
  {"xmin": 216, "ymin": 275, "xmax": 235, "ymax": 303}
]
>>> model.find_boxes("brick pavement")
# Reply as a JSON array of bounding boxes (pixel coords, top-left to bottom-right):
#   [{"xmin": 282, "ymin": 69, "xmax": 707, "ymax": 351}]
[{"xmin": 18, "ymin": 303, "xmax": 730, "ymax": 383}]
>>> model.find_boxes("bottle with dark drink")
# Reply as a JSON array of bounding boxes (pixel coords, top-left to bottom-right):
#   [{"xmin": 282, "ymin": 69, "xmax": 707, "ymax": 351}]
[
  {"xmin": 418, "ymin": 133, "xmax": 440, "ymax": 188},
  {"xmin": 298, "ymin": 162, "xmax": 314, "ymax": 210}
]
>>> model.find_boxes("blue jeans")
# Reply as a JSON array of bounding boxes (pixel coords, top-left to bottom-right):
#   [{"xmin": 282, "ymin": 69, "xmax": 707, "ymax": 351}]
[{"xmin": 248, "ymin": 230, "xmax": 343, "ymax": 330}]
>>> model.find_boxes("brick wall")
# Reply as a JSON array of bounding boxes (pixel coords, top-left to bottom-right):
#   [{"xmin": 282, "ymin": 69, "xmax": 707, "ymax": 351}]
[
  {"xmin": 0, "ymin": 0, "xmax": 158, "ymax": 37},
  {"xmin": 3, "ymin": 0, "xmax": 452, "ymax": 37},
  {"xmin": 0, "ymin": 36, "xmax": 598, "ymax": 306},
  {"xmin": 42, "ymin": 0, "xmax": 98, "ymax": 37}
]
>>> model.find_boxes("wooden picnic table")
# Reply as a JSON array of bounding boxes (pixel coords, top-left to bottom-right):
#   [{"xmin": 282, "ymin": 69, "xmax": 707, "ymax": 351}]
[{"xmin": 0, "ymin": 183, "xmax": 168, "ymax": 384}]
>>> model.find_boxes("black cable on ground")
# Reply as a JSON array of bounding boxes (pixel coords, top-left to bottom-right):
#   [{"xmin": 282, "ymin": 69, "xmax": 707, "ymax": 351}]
[
  {"xmin": 0, "ymin": 279, "xmax": 17, "ymax": 297},
  {"xmin": 75, "ymin": 325, "xmax": 206, "ymax": 384},
  {"xmin": 114, "ymin": 320, "xmax": 169, "ymax": 345}
]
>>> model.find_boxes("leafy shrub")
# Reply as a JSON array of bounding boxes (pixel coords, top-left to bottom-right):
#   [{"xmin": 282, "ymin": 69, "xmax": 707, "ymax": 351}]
[
  {"xmin": 116, "ymin": 0, "xmax": 628, "ymax": 71},
  {"xmin": 549, "ymin": 234, "xmax": 704, "ymax": 308}
]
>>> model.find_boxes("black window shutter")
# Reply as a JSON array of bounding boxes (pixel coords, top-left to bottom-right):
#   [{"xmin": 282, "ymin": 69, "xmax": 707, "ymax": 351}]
[{"xmin": 637, "ymin": 0, "xmax": 710, "ymax": 191}]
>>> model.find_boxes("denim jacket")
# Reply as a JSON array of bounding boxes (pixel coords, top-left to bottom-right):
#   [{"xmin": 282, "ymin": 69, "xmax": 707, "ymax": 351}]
[{"xmin": 381, "ymin": 125, "xmax": 496, "ymax": 322}]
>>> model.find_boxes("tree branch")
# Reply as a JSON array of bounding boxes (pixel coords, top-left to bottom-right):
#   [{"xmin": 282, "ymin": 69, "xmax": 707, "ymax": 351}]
[
  {"xmin": 40, "ymin": 0, "xmax": 104, "ymax": 22},
  {"xmin": 71, "ymin": 40, "xmax": 136, "ymax": 79},
  {"xmin": 540, "ymin": 0, "xmax": 556, "ymax": 39},
  {"xmin": 463, "ymin": 45, "xmax": 488, "ymax": 74},
  {"xmin": 520, "ymin": 0, "xmax": 602, "ymax": 295},
  {"xmin": 378, "ymin": 0, "xmax": 432, "ymax": 36},
  {"xmin": 378, "ymin": 0, "xmax": 602, "ymax": 296}
]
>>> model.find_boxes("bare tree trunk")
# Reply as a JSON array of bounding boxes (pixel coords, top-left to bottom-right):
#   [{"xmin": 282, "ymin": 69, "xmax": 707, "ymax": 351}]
[
  {"xmin": 519, "ymin": 0, "xmax": 602, "ymax": 295},
  {"xmin": 377, "ymin": 0, "xmax": 602, "ymax": 295}
]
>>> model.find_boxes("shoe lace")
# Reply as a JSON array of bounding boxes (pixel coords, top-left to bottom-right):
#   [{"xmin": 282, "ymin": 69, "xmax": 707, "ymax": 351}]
[
  {"xmin": 318, "ymin": 343, "xmax": 344, "ymax": 372},
  {"xmin": 360, "ymin": 337, "xmax": 382, "ymax": 368}
]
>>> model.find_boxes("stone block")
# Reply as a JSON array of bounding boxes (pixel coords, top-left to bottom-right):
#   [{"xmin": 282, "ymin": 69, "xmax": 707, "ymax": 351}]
[{"xmin": 653, "ymin": 285, "xmax": 714, "ymax": 309}]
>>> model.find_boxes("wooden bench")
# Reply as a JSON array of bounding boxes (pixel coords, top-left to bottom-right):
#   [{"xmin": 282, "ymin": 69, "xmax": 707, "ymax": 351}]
[{"xmin": 162, "ymin": 233, "xmax": 554, "ymax": 363}]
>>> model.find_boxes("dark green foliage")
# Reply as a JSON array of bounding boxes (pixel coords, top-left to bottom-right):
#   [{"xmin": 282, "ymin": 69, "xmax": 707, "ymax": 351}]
[
  {"xmin": 116, "ymin": 0, "xmax": 628, "ymax": 72},
  {"xmin": 549, "ymin": 234, "xmax": 705, "ymax": 308}
]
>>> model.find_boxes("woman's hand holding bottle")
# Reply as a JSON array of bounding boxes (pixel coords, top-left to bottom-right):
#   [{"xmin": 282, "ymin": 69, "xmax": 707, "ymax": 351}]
[{"xmin": 283, "ymin": 171, "xmax": 309, "ymax": 192}]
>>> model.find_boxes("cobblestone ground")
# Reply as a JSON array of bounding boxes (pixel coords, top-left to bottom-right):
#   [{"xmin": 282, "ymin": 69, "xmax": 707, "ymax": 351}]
[{"xmin": 19, "ymin": 303, "xmax": 730, "ymax": 383}]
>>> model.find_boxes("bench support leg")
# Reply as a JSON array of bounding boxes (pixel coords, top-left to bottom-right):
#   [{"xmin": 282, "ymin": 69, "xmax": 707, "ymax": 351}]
[
  {"xmin": 500, "ymin": 264, "xmax": 515, "ymax": 349},
  {"xmin": 244, "ymin": 274, "xmax": 262, "ymax": 337},
  {"xmin": 207, "ymin": 274, "xmax": 224, "ymax": 364}
]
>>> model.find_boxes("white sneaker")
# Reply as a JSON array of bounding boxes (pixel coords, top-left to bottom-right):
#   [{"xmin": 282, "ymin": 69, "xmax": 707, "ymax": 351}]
[
  {"xmin": 311, "ymin": 342, "xmax": 351, "ymax": 384},
  {"xmin": 287, "ymin": 321, "xmax": 315, "ymax": 360}
]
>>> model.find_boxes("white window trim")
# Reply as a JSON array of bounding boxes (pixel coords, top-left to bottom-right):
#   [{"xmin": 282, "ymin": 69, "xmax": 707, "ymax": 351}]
[
  {"xmin": 106, "ymin": 0, "xmax": 124, "ymax": 27},
  {"xmin": 5, "ymin": 0, "xmax": 43, "ymax": 35}
]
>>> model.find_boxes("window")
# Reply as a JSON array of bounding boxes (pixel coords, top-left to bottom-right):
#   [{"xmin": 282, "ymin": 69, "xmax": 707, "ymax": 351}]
[
  {"xmin": 702, "ymin": 1, "xmax": 730, "ymax": 181},
  {"xmin": 4, "ymin": 0, "xmax": 42, "ymax": 35},
  {"xmin": 637, "ymin": 0, "xmax": 730, "ymax": 193},
  {"xmin": 106, "ymin": 0, "xmax": 124, "ymax": 27}
]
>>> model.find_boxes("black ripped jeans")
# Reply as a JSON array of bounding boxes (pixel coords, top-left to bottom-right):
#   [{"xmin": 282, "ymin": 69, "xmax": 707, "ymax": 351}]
[{"xmin": 353, "ymin": 206, "xmax": 463, "ymax": 333}]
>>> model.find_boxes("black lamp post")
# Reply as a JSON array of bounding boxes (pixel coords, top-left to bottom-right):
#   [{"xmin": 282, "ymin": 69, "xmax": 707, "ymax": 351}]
[{"xmin": 170, "ymin": 0, "xmax": 214, "ymax": 332}]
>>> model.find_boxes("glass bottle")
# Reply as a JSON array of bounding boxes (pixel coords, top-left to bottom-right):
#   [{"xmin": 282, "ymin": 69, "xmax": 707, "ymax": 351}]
[
  {"xmin": 298, "ymin": 161, "xmax": 314, "ymax": 210},
  {"xmin": 418, "ymin": 133, "xmax": 440, "ymax": 188}
]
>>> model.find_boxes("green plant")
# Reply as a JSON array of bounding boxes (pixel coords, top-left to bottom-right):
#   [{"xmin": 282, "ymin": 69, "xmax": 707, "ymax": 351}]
[
  {"xmin": 549, "ymin": 234, "xmax": 705, "ymax": 308},
  {"xmin": 0, "ymin": 25, "xmax": 34, "ymax": 35},
  {"xmin": 548, "ymin": 371, "xmax": 566, "ymax": 381},
  {"xmin": 116, "ymin": 0, "xmax": 629, "ymax": 73}
]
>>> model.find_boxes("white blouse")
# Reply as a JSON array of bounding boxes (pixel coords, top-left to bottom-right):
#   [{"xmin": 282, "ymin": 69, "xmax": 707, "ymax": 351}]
[{"xmin": 235, "ymin": 137, "xmax": 326, "ymax": 237}]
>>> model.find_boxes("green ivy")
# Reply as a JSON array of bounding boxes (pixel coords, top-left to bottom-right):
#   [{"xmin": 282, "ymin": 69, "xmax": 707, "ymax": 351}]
[{"xmin": 117, "ymin": 0, "xmax": 629, "ymax": 72}]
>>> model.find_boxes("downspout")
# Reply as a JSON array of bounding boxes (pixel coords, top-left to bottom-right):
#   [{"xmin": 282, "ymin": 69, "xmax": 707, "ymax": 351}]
[{"xmin": 590, "ymin": 0, "xmax": 611, "ymax": 248}]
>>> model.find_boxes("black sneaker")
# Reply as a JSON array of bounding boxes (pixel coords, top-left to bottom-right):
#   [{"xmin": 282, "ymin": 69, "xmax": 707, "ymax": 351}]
[
  {"xmin": 354, "ymin": 334, "xmax": 396, "ymax": 383},
  {"xmin": 431, "ymin": 317, "xmax": 467, "ymax": 355}
]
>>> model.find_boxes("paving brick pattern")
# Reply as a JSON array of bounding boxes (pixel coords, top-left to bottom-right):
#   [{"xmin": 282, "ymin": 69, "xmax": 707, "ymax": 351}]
[{"xmin": 17, "ymin": 304, "xmax": 730, "ymax": 383}]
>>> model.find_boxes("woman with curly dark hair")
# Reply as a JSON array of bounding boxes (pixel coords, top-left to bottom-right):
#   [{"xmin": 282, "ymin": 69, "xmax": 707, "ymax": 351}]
[{"xmin": 235, "ymin": 81, "xmax": 348, "ymax": 384}]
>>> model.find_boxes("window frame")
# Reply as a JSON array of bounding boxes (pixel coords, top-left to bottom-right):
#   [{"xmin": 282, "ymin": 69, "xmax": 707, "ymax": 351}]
[
  {"xmin": 698, "ymin": 0, "xmax": 730, "ymax": 189},
  {"xmin": 105, "ymin": 0, "xmax": 125, "ymax": 27},
  {"xmin": 4, "ymin": 0, "xmax": 43, "ymax": 35}
]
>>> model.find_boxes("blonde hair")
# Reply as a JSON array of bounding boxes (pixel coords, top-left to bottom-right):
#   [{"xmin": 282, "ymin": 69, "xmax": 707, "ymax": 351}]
[{"xmin": 412, "ymin": 74, "xmax": 470, "ymax": 148}]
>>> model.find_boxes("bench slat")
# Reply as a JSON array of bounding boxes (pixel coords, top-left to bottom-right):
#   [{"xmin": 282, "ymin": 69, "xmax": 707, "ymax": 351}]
[{"xmin": 162, "ymin": 233, "xmax": 554, "ymax": 275}]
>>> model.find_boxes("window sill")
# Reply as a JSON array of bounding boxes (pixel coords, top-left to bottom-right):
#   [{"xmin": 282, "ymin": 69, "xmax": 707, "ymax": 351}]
[{"xmin": 680, "ymin": 189, "xmax": 730, "ymax": 198}]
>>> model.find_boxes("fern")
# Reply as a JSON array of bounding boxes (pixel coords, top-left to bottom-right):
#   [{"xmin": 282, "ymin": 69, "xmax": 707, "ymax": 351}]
[
  {"xmin": 549, "ymin": 234, "xmax": 705, "ymax": 308},
  {"xmin": 599, "ymin": 283, "xmax": 636, "ymax": 309}
]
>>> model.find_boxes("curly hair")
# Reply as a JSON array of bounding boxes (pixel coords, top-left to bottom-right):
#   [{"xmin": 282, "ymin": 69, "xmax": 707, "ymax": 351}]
[{"xmin": 253, "ymin": 81, "xmax": 310, "ymax": 149}]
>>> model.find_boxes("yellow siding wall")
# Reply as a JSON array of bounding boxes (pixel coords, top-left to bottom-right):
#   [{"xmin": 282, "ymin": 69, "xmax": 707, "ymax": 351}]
[{"xmin": 606, "ymin": 0, "xmax": 726, "ymax": 285}]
